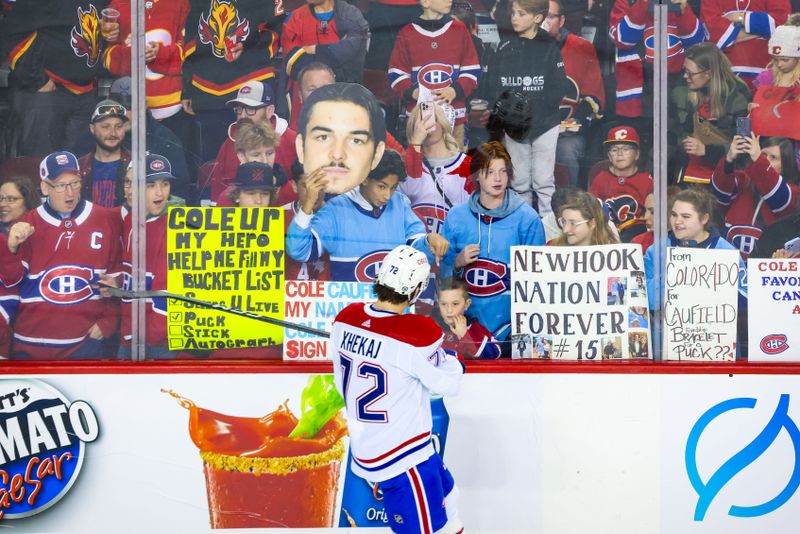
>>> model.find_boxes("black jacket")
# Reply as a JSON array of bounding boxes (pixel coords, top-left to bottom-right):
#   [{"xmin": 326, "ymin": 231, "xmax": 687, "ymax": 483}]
[{"xmin": 484, "ymin": 32, "xmax": 568, "ymax": 142}]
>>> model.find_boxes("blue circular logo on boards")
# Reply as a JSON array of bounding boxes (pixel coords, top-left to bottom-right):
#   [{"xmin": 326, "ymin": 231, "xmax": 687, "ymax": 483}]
[
  {"xmin": 0, "ymin": 380, "xmax": 99, "ymax": 519},
  {"xmin": 686, "ymin": 394, "xmax": 800, "ymax": 520}
]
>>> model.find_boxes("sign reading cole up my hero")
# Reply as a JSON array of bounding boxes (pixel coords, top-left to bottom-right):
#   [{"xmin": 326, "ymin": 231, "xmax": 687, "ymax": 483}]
[
  {"xmin": 747, "ymin": 257, "xmax": 799, "ymax": 361},
  {"xmin": 166, "ymin": 207, "xmax": 285, "ymax": 351},
  {"xmin": 510, "ymin": 244, "xmax": 651, "ymax": 360},
  {"xmin": 283, "ymin": 281, "xmax": 375, "ymax": 360},
  {"xmin": 663, "ymin": 247, "xmax": 740, "ymax": 361}
]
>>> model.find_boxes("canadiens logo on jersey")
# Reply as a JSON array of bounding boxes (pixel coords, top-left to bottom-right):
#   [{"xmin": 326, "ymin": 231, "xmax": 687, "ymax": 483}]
[
  {"xmin": 643, "ymin": 27, "xmax": 683, "ymax": 62},
  {"xmin": 354, "ymin": 250, "xmax": 389, "ymax": 283},
  {"xmin": 413, "ymin": 204, "xmax": 448, "ymax": 234},
  {"xmin": 727, "ymin": 225, "xmax": 762, "ymax": 257},
  {"xmin": 38, "ymin": 265, "xmax": 96, "ymax": 305},
  {"xmin": 70, "ymin": 6, "xmax": 102, "ymax": 67},
  {"xmin": 463, "ymin": 259, "xmax": 509, "ymax": 297},
  {"xmin": 417, "ymin": 63, "xmax": 454, "ymax": 91},
  {"xmin": 198, "ymin": 0, "xmax": 250, "ymax": 59}
]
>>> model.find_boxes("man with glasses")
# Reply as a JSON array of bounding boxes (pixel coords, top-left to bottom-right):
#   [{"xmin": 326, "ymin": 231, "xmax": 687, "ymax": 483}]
[
  {"xmin": 78, "ymin": 99, "xmax": 131, "ymax": 208},
  {"xmin": 589, "ymin": 126, "xmax": 653, "ymax": 242},
  {"xmin": 209, "ymin": 81, "xmax": 299, "ymax": 202},
  {"xmin": 542, "ymin": 0, "xmax": 604, "ymax": 187},
  {"xmin": 0, "ymin": 151, "xmax": 121, "ymax": 359}
]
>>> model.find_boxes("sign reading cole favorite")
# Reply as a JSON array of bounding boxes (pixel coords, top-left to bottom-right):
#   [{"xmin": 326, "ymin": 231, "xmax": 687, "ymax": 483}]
[
  {"xmin": 510, "ymin": 244, "xmax": 651, "ymax": 360},
  {"xmin": 283, "ymin": 281, "xmax": 375, "ymax": 360},
  {"xmin": 166, "ymin": 207, "xmax": 285, "ymax": 351},
  {"xmin": 747, "ymin": 257, "xmax": 799, "ymax": 361},
  {"xmin": 663, "ymin": 247, "xmax": 739, "ymax": 361}
]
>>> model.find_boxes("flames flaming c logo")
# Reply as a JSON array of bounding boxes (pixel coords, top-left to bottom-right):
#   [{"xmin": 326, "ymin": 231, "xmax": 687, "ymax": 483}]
[
  {"xmin": 198, "ymin": 0, "xmax": 250, "ymax": 59},
  {"xmin": 70, "ymin": 6, "xmax": 101, "ymax": 68}
]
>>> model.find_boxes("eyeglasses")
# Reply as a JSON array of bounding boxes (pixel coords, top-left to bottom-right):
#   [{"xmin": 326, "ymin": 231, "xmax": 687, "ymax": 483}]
[
  {"xmin": 46, "ymin": 180, "xmax": 82, "ymax": 193},
  {"xmin": 123, "ymin": 180, "xmax": 133, "ymax": 189},
  {"xmin": 558, "ymin": 218, "xmax": 589, "ymax": 229},
  {"xmin": 232, "ymin": 105, "xmax": 259, "ymax": 116},
  {"xmin": 682, "ymin": 68, "xmax": 708, "ymax": 79},
  {"xmin": 608, "ymin": 145, "xmax": 636, "ymax": 155},
  {"xmin": 0, "ymin": 195, "xmax": 22, "ymax": 204}
]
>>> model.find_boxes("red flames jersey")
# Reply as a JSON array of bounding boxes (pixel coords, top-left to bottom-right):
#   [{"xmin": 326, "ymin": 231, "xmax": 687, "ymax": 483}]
[
  {"xmin": 589, "ymin": 169, "xmax": 653, "ymax": 241},
  {"xmin": 118, "ymin": 207, "xmax": 169, "ymax": 347},
  {"xmin": 0, "ymin": 201, "xmax": 121, "ymax": 359},
  {"xmin": 105, "ymin": 0, "xmax": 189, "ymax": 117}
]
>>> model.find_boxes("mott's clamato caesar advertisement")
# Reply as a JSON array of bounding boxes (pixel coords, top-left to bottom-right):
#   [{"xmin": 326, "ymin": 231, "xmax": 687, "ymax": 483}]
[
  {"xmin": 283, "ymin": 281, "xmax": 376, "ymax": 360},
  {"xmin": 0, "ymin": 380, "xmax": 98, "ymax": 520},
  {"xmin": 164, "ymin": 376, "xmax": 348, "ymax": 529},
  {"xmin": 663, "ymin": 247, "xmax": 740, "ymax": 361},
  {"xmin": 748, "ymin": 258, "xmax": 799, "ymax": 361},
  {"xmin": 510, "ymin": 244, "xmax": 652, "ymax": 360},
  {"xmin": 166, "ymin": 207, "xmax": 285, "ymax": 351}
]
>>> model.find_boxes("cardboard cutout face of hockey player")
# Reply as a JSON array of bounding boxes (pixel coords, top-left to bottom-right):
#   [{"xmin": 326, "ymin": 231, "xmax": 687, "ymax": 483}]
[{"xmin": 296, "ymin": 83, "xmax": 387, "ymax": 195}]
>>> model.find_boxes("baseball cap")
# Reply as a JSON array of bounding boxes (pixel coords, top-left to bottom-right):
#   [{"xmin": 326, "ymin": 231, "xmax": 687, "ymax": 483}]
[
  {"xmin": 226, "ymin": 81, "xmax": 275, "ymax": 108},
  {"xmin": 604, "ymin": 126, "xmax": 640, "ymax": 146},
  {"xmin": 109, "ymin": 76, "xmax": 133, "ymax": 108},
  {"xmin": 769, "ymin": 24, "xmax": 800, "ymax": 58},
  {"xmin": 40, "ymin": 151, "xmax": 80, "ymax": 181},
  {"xmin": 233, "ymin": 162, "xmax": 287, "ymax": 190},
  {"xmin": 145, "ymin": 154, "xmax": 176, "ymax": 182},
  {"xmin": 91, "ymin": 99, "xmax": 128, "ymax": 123}
]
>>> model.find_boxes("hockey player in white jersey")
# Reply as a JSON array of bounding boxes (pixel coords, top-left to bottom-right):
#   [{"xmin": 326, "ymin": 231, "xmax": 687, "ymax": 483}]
[{"xmin": 331, "ymin": 245, "xmax": 465, "ymax": 534}]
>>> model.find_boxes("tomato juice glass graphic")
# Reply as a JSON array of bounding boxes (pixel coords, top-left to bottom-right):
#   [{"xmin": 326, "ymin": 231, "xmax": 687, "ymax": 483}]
[{"xmin": 165, "ymin": 381, "xmax": 347, "ymax": 528}]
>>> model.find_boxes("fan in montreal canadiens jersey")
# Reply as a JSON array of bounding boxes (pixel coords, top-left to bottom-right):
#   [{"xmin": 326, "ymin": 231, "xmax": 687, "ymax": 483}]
[
  {"xmin": 331, "ymin": 246, "xmax": 465, "ymax": 534},
  {"xmin": 0, "ymin": 152, "xmax": 121, "ymax": 359}
]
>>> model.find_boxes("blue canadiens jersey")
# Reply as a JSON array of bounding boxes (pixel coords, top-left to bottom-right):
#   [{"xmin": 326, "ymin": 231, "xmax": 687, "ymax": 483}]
[
  {"xmin": 286, "ymin": 190, "xmax": 429, "ymax": 282},
  {"xmin": 440, "ymin": 196, "xmax": 545, "ymax": 340}
]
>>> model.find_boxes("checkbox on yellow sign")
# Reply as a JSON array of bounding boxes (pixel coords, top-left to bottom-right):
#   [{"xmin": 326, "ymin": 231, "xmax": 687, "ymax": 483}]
[
  {"xmin": 168, "ymin": 338, "xmax": 184, "ymax": 350},
  {"xmin": 169, "ymin": 325, "xmax": 183, "ymax": 336},
  {"xmin": 169, "ymin": 312, "xmax": 182, "ymax": 322}
]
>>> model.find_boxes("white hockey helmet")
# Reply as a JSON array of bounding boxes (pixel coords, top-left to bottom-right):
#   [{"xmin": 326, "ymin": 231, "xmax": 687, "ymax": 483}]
[{"xmin": 376, "ymin": 245, "xmax": 430, "ymax": 299}]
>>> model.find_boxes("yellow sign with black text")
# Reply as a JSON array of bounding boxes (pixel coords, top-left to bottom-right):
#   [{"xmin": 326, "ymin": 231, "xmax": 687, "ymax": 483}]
[{"xmin": 165, "ymin": 207, "xmax": 285, "ymax": 352}]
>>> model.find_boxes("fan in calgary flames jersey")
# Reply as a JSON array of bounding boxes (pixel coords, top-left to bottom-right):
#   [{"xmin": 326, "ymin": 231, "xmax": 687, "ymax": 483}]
[
  {"xmin": 103, "ymin": 0, "xmax": 190, "ymax": 123},
  {"xmin": 182, "ymin": 0, "xmax": 286, "ymax": 161}
]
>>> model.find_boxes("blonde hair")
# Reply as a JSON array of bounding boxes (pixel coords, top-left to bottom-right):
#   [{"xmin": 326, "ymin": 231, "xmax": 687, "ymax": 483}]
[
  {"xmin": 769, "ymin": 13, "xmax": 800, "ymax": 87},
  {"xmin": 553, "ymin": 191, "xmax": 619, "ymax": 246},
  {"xmin": 235, "ymin": 120, "xmax": 279, "ymax": 153},
  {"xmin": 684, "ymin": 43, "xmax": 743, "ymax": 119},
  {"xmin": 406, "ymin": 102, "xmax": 460, "ymax": 155}
]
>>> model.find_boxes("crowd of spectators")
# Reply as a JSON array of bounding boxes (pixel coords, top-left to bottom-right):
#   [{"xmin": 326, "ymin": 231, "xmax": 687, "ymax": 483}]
[{"xmin": 0, "ymin": 0, "xmax": 798, "ymax": 360}]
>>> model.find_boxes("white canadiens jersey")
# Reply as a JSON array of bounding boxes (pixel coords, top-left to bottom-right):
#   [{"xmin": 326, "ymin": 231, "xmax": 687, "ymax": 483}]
[{"xmin": 331, "ymin": 303, "xmax": 464, "ymax": 482}]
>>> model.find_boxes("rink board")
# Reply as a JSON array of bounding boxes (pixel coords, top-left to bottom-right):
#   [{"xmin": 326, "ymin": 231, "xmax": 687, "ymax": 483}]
[{"xmin": 0, "ymin": 367, "xmax": 797, "ymax": 534}]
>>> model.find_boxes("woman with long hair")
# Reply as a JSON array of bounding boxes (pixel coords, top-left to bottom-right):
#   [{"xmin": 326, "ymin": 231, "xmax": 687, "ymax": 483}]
[
  {"xmin": 713, "ymin": 135, "xmax": 800, "ymax": 258},
  {"xmin": 669, "ymin": 42, "xmax": 751, "ymax": 185},
  {"xmin": 0, "ymin": 176, "xmax": 40, "ymax": 358},
  {"xmin": 552, "ymin": 190, "xmax": 619, "ymax": 246},
  {"xmin": 440, "ymin": 141, "xmax": 545, "ymax": 344},
  {"xmin": 645, "ymin": 187, "xmax": 746, "ymax": 309},
  {"xmin": 0, "ymin": 177, "xmax": 40, "ymax": 235},
  {"xmin": 401, "ymin": 101, "xmax": 473, "ymax": 234}
]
